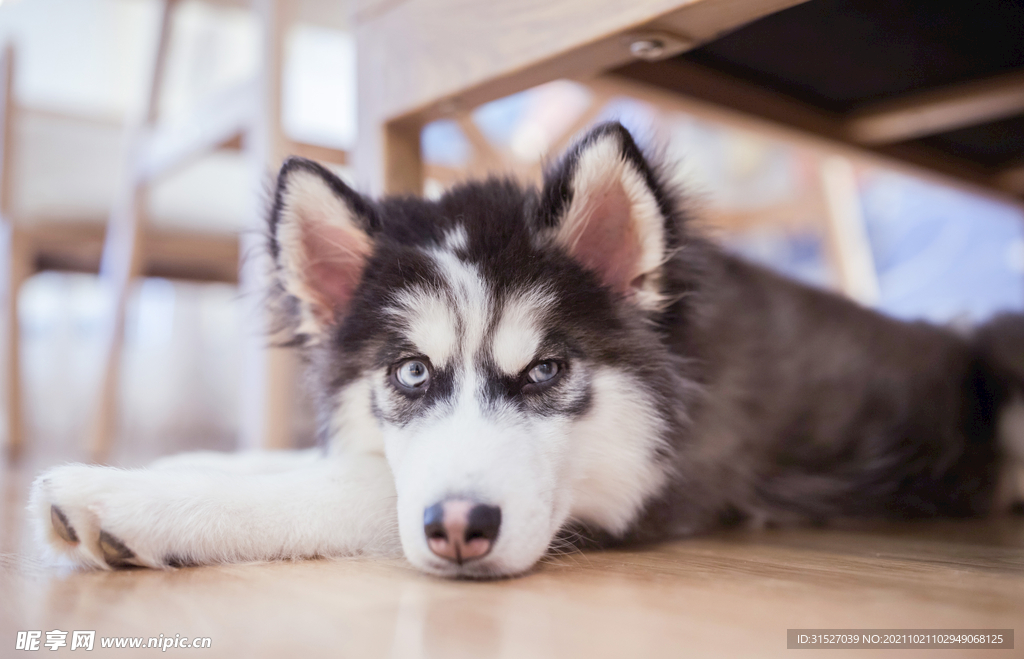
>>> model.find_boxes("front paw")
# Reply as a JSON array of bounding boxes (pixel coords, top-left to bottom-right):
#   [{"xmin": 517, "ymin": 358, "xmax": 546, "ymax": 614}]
[{"xmin": 30, "ymin": 465, "xmax": 156, "ymax": 570}]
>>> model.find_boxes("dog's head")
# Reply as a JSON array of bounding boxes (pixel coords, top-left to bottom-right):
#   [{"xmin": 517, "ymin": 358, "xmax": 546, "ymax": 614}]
[{"xmin": 269, "ymin": 123, "xmax": 686, "ymax": 577}]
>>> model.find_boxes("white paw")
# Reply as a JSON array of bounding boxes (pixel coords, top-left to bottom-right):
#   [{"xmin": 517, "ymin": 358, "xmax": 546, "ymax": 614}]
[{"xmin": 30, "ymin": 465, "xmax": 163, "ymax": 570}]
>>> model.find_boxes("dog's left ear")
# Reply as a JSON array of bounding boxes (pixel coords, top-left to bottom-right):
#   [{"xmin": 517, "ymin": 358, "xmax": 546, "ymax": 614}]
[{"xmin": 540, "ymin": 122, "xmax": 672, "ymax": 311}]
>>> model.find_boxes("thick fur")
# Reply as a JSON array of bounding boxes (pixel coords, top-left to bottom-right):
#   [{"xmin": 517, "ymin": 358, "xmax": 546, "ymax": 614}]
[{"xmin": 30, "ymin": 123, "xmax": 1024, "ymax": 578}]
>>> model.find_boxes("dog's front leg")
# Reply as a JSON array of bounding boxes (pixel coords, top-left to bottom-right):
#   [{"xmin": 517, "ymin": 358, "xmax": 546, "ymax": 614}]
[
  {"xmin": 30, "ymin": 454, "xmax": 399, "ymax": 569},
  {"xmin": 148, "ymin": 447, "xmax": 323, "ymax": 473}
]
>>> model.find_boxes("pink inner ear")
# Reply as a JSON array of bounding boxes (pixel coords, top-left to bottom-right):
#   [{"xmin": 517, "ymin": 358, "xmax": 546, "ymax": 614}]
[
  {"xmin": 302, "ymin": 220, "xmax": 372, "ymax": 322},
  {"xmin": 570, "ymin": 178, "xmax": 643, "ymax": 294}
]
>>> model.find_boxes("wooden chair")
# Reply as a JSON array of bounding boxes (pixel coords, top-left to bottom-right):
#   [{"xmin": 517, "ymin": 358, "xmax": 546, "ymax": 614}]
[
  {"xmin": 0, "ymin": 42, "xmax": 244, "ymax": 460},
  {"xmin": 88, "ymin": 0, "xmax": 349, "ymax": 460},
  {"xmin": 2, "ymin": 0, "xmax": 350, "ymax": 460}
]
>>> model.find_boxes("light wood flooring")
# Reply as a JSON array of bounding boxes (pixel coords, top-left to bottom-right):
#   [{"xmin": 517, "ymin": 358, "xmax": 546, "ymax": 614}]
[{"xmin": 2, "ymin": 457, "xmax": 1022, "ymax": 658}]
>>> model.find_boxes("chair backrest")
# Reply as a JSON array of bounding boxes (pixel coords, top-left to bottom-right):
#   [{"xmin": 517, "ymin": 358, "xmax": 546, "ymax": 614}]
[{"xmin": 0, "ymin": 41, "xmax": 126, "ymax": 228}]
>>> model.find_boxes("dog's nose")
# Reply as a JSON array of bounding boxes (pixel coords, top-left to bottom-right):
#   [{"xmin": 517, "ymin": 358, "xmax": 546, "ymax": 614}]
[{"xmin": 423, "ymin": 499, "xmax": 501, "ymax": 564}]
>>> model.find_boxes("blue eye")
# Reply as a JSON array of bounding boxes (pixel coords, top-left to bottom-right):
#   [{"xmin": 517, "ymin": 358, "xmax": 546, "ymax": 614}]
[
  {"xmin": 395, "ymin": 360, "xmax": 430, "ymax": 390},
  {"xmin": 527, "ymin": 361, "xmax": 560, "ymax": 384}
]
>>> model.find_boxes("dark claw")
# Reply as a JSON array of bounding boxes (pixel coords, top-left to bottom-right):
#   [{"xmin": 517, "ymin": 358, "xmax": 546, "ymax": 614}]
[
  {"xmin": 50, "ymin": 506, "xmax": 79, "ymax": 544},
  {"xmin": 98, "ymin": 530, "xmax": 138, "ymax": 568}
]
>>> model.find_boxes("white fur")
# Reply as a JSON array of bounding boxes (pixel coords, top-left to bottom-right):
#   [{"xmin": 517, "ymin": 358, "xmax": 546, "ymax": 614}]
[
  {"xmin": 150, "ymin": 448, "xmax": 322, "ymax": 473},
  {"xmin": 329, "ymin": 375, "xmax": 386, "ymax": 455},
  {"xmin": 383, "ymin": 247, "xmax": 492, "ymax": 370},
  {"xmin": 31, "ymin": 452, "xmax": 400, "ymax": 569},
  {"xmin": 490, "ymin": 290, "xmax": 554, "ymax": 375},
  {"xmin": 381, "ymin": 366, "xmax": 570, "ymax": 578},
  {"xmin": 565, "ymin": 368, "xmax": 669, "ymax": 534},
  {"xmin": 385, "ymin": 287, "xmax": 460, "ymax": 367},
  {"xmin": 442, "ymin": 225, "xmax": 468, "ymax": 251},
  {"xmin": 427, "ymin": 247, "xmax": 491, "ymax": 362},
  {"xmin": 369, "ymin": 257, "xmax": 572, "ymax": 575}
]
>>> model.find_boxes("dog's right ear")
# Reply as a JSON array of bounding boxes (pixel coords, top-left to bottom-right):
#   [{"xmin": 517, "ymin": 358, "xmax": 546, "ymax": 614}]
[{"xmin": 270, "ymin": 158, "xmax": 377, "ymax": 340}]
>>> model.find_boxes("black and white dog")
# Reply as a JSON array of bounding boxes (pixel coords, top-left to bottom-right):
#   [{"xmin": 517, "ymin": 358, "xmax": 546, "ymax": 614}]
[{"xmin": 32, "ymin": 123, "xmax": 1024, "ymax": 578}]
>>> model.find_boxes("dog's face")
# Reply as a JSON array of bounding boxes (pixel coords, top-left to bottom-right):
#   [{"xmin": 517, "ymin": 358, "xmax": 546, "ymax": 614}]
[{"xmin": 270, "ymin": 124, "xmax": 679, "ymax": 577}]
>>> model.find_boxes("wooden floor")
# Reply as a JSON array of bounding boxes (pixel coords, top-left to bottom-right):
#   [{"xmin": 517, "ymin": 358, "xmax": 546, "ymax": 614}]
[{"xmin": 1, "ymin": 453, "xmax": 1022, "ymax": 658}]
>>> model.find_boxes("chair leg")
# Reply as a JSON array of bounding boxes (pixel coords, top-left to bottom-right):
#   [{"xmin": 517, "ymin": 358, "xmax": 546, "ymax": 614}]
[
  {"xmin": 2, "ymin": 225, "xmax": 30, "ymax": 461},
  {"xmin": 88, "ymin": 0, "xmax": 174, "ymax": 462},
  {"xmin": 236, "ymin": 0, "xmax": 299, "ymax": 451},
  {"xmin": 89, "ymin": 189, "xmax": 146, "ymax": 462},
  {"xmin": 88, "ymin": 304, "xmax": 128, "ymax": 462},
  {"xmin": 818, "ymin": 155, "xmax": 880, "ymax": 306}
]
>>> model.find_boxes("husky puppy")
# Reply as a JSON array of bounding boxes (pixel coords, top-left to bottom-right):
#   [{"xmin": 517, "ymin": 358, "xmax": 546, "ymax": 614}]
[{"xmin": 31, "ymin": 123, "xmax": 1024, "ymax": 578}]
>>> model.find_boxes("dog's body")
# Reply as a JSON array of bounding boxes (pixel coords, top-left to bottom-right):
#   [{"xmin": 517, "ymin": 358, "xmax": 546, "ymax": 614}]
[{"xmin": 32, "ymin": 123, "xmax": 1024, "ymax": 578}]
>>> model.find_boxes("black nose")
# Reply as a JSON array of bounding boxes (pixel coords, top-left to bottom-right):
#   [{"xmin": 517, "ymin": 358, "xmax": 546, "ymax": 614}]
[{"xmin": 423, "ymin": 499, "xmax": 502, "ymax": 564}]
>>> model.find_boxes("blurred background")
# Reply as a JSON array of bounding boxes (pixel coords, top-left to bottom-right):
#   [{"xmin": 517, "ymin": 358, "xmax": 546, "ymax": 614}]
[{"xmin": 1, "ymin": 0, "xmax": 1023, "ymax": 469}]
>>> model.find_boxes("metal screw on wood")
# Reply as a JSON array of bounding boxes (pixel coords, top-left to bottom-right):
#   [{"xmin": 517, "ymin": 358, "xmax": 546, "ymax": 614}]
[{"xmin": 630, "ymin": 39, "xmax": 666, "ymax": 61}]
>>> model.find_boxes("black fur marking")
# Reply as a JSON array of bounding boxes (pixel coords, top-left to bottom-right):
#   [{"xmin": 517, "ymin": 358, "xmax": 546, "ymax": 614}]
[
  {"xmin": 375, "ymin": 362, "xmax": 458, "ymax": 428},
  {"xmin": 476, "ymin": 353, "xmax": 591, "ymax": 419}
]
